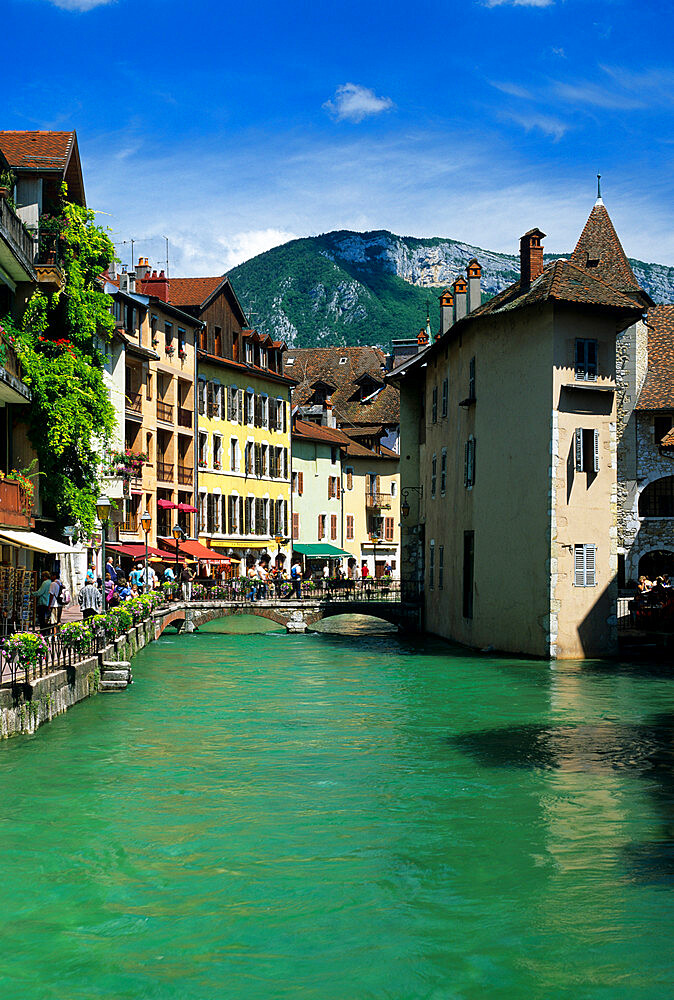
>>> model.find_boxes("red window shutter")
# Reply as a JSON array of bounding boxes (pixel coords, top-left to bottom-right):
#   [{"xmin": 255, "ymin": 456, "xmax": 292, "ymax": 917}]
[
  {"xmin": 336, "ymin": 478, "xmax": 341, "ymax": 499},
  {"xmin": 347, "ymin": 469, "xmax": 353, "ymax": 490},
  {"xmin": 328, "ymin": 478, "xmax": 333, "ymax": 500},
  {"xmin": 385, "ymin": 517, "xmax": 394, "ymax": 541},
  {"xmin": 331, "ymin": 514, "xmax": 337, "ymax": 540},
  {"xmin": 317, "ymin": 514, "xmax": 322, "ymax": 540},
  {"xmin": 292, "ymin": 512, "xmax": 299, "ymax": 540},
  {"xmin": 298, "ymin": 471, "xmax": 304, "ymax": 495}
]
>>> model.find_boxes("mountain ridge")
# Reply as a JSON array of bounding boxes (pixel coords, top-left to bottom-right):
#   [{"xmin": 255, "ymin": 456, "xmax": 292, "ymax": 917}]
[{"xmin": 226, "ymin": 229, "xmax": 674, "ymax": 349}]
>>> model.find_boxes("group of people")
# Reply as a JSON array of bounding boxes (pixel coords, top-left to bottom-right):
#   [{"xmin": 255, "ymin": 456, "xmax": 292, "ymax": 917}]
[
  {"xmin": 632, "ymin": 573, "xmax": 674, "ymax": 627},
  {"xmin": 33, "ymin": 570, "xmax": 71, "ymax": 632},
  {"xmin": 244, "ymin": 555, "xmax": 303, "ymax": 601}
]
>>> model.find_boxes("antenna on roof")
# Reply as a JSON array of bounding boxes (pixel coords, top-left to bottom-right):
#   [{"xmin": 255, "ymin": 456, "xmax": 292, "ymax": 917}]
[
  {"xmin": 596, "ymin": 173, "xmax": 603, "ymax": 205},
  {"xmin": 163, "ymin": 236, "xmax": 170, "ymax": 278}
]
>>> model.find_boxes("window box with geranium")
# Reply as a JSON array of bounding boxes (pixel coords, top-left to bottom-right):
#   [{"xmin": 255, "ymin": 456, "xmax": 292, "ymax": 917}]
[
  {"xmin": 104, "ymin": 448, "xmax": 148, "ymax": 483},
  {"xmin": 178, "ymin": 346, "xmax": 187, "ymax": 360},
  {"xmin": 213, "ymin": 459, "xmax": 221, "ymax": 470},
  {"xmin": 165, "ymin": 343, "xmax": 175, "ymax": 358}
]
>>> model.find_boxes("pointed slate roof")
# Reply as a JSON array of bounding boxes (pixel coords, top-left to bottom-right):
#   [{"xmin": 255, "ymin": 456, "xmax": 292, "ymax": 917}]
[{"xmin": 570, "ymin": 199, "xmax": 651, "ymax": 307}]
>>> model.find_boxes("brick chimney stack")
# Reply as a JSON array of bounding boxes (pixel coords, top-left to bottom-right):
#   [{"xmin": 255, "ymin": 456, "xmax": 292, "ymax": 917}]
[
  {"xmin": 439, "ymin": 289, "xmax": 454, "ymax": 336},
  {"xmin": 466, "ymin": 259, "xmax": 482, "ymax": 313},
  {"xmin": 137, "ymin": 268, "xmax": 170, "ymax": 302},
  {"xmin": 519, "ymin": 229, "xmax": 546, "ymax": 291},
  {"xmin": 136, "ymin": 256, "xmax": 151, "ymax": 281},
  {"xmin": 453, "ymin": 276, "xmax": 468, "ymax": 323}
]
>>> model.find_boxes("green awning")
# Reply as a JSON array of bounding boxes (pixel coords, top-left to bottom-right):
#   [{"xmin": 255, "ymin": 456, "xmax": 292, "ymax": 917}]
[{"xmin": 292, "ymin": 543, "xmax": 353, "ymax": 559}]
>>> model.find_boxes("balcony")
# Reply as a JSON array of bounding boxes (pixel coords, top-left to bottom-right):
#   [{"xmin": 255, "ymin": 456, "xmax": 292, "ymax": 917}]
[
  {"xmin": 0, "ymin": 193, "xmax": 36, "ymax": 283},
  {"xmin": 125, "ymin": 391, "xmax": 142, "ymax": 414},
  {"xmin": 0, "ymin": 479, "xmax": 34, "ymax": 529},
  {"xmin": 177, "ymin": 407, "xmax": 192, "ymax": 429},
  {"xmin": 120, "ymin": 515, "xmax": 139, "ymax": 533},
  {"xmin": 157, "ymin": 400, "xmax": 173, "ymax": 423},
  {"xmin": 178, "ymin": 464, "xmax": 193, "ymax": 486},
  {"xmin": 365, "ymin": 492, "xmax": 392, "ymax": 511},
  {"xmin": 157, "ymin": 461, "xmax": 174, "ymax": 482}
]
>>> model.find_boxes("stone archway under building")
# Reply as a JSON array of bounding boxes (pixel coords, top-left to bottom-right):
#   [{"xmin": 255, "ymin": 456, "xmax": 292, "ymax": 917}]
[{"xmin": 638, "ymin": 549, "xmax": 674, "ymax": 581}]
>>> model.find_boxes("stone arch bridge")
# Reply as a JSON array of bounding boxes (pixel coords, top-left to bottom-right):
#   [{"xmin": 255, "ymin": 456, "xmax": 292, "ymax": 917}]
[{"xmin": 159, "ymin": 597, "xmax": 421, "ymax": 635}]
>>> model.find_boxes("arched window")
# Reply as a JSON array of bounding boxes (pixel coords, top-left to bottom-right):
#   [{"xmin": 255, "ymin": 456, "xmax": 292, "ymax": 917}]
[{"xmin": 639, "ymin": 477, "xmax": 674, "ymax": 517}]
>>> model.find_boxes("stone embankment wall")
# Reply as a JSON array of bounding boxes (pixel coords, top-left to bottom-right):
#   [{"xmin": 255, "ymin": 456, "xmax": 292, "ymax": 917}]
[{"xmin": 0, "ymin": 611, "xmax": 172, "ymax": 740}]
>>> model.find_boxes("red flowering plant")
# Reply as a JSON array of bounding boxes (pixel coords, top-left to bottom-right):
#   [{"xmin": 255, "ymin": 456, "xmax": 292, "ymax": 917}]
[
  {"xmin": 103, "ymin": 447, "xmax": 148, "ymax": 482},
  {"xmin": 165, "ymin": 343, "xmax": 175, "ymax": 357}
]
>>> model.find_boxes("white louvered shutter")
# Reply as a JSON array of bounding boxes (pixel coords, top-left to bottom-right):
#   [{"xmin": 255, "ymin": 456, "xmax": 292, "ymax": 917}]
[
  {"xmin": 593, "ymin": 430, "xmax": 600, "ymax": 472},
  {"xmin": 585, "ymin": 544, "xmax": 596, "ymax": 586},
  {"xmin": 574, "ymin": 545, "xmax": 585, "ymax": 587},
  {"xmin": 575, "ymin": 428, "xmax": 584, "ymax": 472}
]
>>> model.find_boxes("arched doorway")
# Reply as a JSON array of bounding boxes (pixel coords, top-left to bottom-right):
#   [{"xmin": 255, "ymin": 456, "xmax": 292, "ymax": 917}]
[
  {"xmin": 638, "ymin": 476, "xmax": 674, "ymax": 517},
  {"xmin": 638, "ymin": 550, "xmax": 674, "ymax": 580}
]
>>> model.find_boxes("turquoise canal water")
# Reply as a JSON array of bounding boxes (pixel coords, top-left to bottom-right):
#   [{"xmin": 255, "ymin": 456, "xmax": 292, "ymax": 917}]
[{"xmin": 1, "ymin": 616, "xmax": 674, "ymax": 999}]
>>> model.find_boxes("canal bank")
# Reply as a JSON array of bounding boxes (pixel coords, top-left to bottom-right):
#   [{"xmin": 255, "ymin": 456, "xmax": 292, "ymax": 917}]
[{"xmin": 1, "ymin": 621, "xmax": 673, "ymax": 998}]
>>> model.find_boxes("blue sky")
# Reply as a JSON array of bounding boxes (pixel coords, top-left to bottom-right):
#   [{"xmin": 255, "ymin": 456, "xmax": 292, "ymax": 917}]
[{"xmin": 6, "ymin": 0, "xmax": 674, "ymax": 276}]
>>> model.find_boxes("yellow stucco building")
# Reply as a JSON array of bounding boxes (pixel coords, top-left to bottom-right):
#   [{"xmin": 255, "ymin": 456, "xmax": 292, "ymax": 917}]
[{"xmin": 196, "ymin": 329, "xmax": 294, "ymax": 566}]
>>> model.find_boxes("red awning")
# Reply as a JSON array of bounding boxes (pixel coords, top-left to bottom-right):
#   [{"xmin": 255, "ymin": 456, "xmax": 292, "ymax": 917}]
[
  {"xmin": 107, "ymin": 542, "xmax": 167, "ymax": 559},
  {"xmin": 156, "ymin": 537, "xmax": 230, "ymax": 561},
  {"xmin": 177, "ymin": 503, "xmax": 198, "ymax": 513},
  {"xmin": 157, "ymin": 499, "xmax": 177, "ymax": 509}
]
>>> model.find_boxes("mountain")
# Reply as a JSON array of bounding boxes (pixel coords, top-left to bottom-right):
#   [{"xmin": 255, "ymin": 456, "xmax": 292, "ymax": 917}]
[{"xmin": 226, "ymin": 230, "xmax": 674, "ymax": 349}]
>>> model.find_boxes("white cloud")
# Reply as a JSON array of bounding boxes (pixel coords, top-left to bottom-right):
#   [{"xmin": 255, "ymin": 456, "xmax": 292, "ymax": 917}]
[
  {"xmin": 323, "ymin": 83, "xmax": 394, "ymax": 124},
  {"xmin": 491, "ymin": 81, "xmax": 534, "ymax": 99},
  {"xmin": 483, "ymin": 0, "xmax": 554, "ymax": 7},
  {"xmin": 44, "ymin": 0, "xmax": 114, "ymax": 10},
  {"xmin": 504, "ymin": 111, "xmax": 569, "ymax": 141},
  {"xmin": 554, "ymin": 80, "xmax": 645, "ymax": 110}
]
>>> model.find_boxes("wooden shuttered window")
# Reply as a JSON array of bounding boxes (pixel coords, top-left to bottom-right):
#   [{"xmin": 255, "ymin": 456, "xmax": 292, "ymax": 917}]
[
  {"xmin": 384, "ymin": 517, "xmax": 394, "ymax": 541},
  {"xmin": 206, "ymin": 381, "xmax": 214, "ymax": 418},
  {"xmin": 574, "ymin": 544, "xmax": 597, "ymax": 587},
  {"xmin": 464, "ymin": 438, "xmax": 476, "ymax": 488},
  {"xmin": 228, "ymin": 496, "xmax": 235, "ymax": 534},
  {"xmin": 269, "ymin": 402, "xmax": 277, "ymax": 431},
  {"xmin": 336, "ymin": 477, "xmax": 341, "ymax": 500},
  {"xmin": 254, "ymin": 498, "xmax": 263, "ymax": 536},
  {"xmin": 346, "ymin": 515, "xmax": 354, "ymax": 540},
  {"xmin": 330, "ymin": 515, "xmax": 337, "ymax": 540},
  {"xmin": 254, "ymin": 443, "xmax": 261, "ymax": 477},
  {"xmin": 283, "ymin": 448, "xmax": 288, "ymax": 479},
  {"xmin": 282, "ymin": 401, "xmax": 287, "ymax": 434},
  {"xmin": 298, "ymin": 471, "xmax": 304, "ymax": 496},
  {"xmin": 346, "ymin": 468, "xmax": 353, "ymax": 491},
  {"xmin": 206, "ymin": 494, "xmax": 215, "ymax": 534},
  {"xmin": 318, "ymin": 515, "xmax": 324, "ymax": 540},
  {"xmin": 269, "ymin": 499, "xmax": 276, "ymax": 537},
  {"xmin": 198, "ymin": 380, "xmax": 206, "ymax": 416},
  {"xmin": 575, "ymin": 428, "xmax": 601, "ymax": 473},
  {"xmin": 292, "ymin": 512, "xmax": 300, "ymax": 540},
  {"xmin": 328, "ymin": 478, "xmax": 334, "ymax": 500},
  {"xmin": 244, "ymin": 499, "xmax": 252, "ymax": 535}
]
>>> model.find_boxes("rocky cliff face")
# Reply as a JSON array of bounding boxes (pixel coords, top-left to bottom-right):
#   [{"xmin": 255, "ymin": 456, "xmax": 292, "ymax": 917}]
[{"xmin": 228, "ymin": 230, "xmax": 674, "ymax": 349}]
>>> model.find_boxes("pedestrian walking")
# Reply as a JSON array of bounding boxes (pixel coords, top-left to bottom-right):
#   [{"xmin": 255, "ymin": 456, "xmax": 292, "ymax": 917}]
[
  {"xmin": 180, "ymin": 564, "xmax": 193, "ymax": 601},
  {"xmin": 290, "ymin": 557, "xmax": 302, "ymax": 599},
  {"xmin": 49, "ymin": 571, "xmax": 65, "ymax": 626},
  {"xmin": 78, "ymin": 580, "xmax": 102, "ymax": 621},
  {"xmin": 105, "ymin": 559, "xmax": 117, "ymax": 583},
  {"xmin": 33, "ymin": 571, "xmax": 52, "ymax": 632}
]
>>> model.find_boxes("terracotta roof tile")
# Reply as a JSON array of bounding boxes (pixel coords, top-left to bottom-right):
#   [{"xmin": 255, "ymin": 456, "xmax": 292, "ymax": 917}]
[
  {"xmin": 342, "ymin": 436, "xmax": 399, "ymax": 461},
  {"xmin": 168, "ymin": 276, "xmax": 225, "ymax": 308},
  {"xmin": 636, "ymin": 306, "xmax": 674, "ymax": 410},
  {"xmin": 0, "ymin": 131, "xmax": 75, "ymax": 170},
  {"xmin": 570, "ymin": 201, "xmax": 648, "ymax": 303},
  {"xmin": 292, "ymin": 418, "xmax": 352, "ymax": 446},
  {"xmin": 283, "ymin": 346, "xmax": 399, "ymax": 428}
]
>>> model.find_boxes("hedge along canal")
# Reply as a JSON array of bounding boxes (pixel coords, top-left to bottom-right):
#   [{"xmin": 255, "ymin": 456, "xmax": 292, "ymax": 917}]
[{"xmin": 0, "ymin": 603, "xmax": 181, "ymax": 739}]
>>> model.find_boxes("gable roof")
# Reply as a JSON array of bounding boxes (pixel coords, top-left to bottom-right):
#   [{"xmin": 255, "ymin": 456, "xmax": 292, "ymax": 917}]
[
  {"xmin": 570, "ymin": 200, "xmax": 650, "ymax": 306},
  {"xmin": 636, "ymin": 306, "xmax": 674, "ymax": 410},
  {"xmin": 292, "ymin": 418, "xmax": 352, "ymax": 447},
  {"xmin": 283, "ymin": 345, "xmax": 399, "ymax": 428},
  {"xmin": 0, "ymin": 130, "xmax": 85, "ymax": 205},
  {"xmin": 168, "ymin": 275, "xmax": 249, "ymax": 327}
]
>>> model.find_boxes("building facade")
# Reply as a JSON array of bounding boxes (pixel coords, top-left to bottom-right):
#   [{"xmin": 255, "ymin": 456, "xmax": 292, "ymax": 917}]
[
  {"xmin": 392, "ymin": 202, "xmax": 648, "ymax": 659},
  {"xmin": 290, "ymin": 418, "xmax": 350, "ymax": 564},
  {"xmin": 167, "ymin": 275, "xmax": 294, "ymax": 565}
]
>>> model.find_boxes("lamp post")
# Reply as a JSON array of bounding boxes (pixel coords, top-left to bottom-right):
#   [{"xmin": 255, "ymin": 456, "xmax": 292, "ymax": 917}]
[
  {"xmin": 141, "ymin": 511, "xmax": 152, "ymax": 593},
  {"xmin": 96, "ymin": 495, "xmax": 111, "ymax": 592},
  {"xmin": 400, "ymin": 486, "xmax": 423, "ymax": 520},
  {"xmin": 172, "ymin": 523, "xmax": 185, "ymax": 585}
]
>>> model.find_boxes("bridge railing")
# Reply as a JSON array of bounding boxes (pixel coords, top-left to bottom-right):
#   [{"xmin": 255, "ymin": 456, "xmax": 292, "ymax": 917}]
[{"xmin": 168, "ymin": 578, "xmax": 421, "ymax": 604}]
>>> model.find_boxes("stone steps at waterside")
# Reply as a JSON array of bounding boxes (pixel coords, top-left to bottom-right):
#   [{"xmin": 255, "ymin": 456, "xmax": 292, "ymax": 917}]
[{"xmin": 100, "ymin": 661, "xmax": 132, "ymax": 692}]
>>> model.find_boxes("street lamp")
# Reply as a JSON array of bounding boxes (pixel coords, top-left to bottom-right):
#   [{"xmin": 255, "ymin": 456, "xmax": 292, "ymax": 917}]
[
  {"xmin": 141, "ymin": 510, "xmax": 152, "ymax": 593},
  {"xmin": 172, "ymin": 523, "xmax": 185, "ymax": 581},
  {"xmin": 401, "ymin": 486, "xmax": 423, "ymax": 520},
  {"xmin": 96, "ymin": 495, "xmax": 111, "ymax": 590}
]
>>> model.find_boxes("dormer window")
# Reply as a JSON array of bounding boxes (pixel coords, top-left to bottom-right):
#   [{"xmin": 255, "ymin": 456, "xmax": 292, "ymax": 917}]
[
  {"xmin": 259, "ymin": 348, "xmax": 267, "ymax": 369},
  {"xmin": 245, "ymin": 341, "xmax": 253, "ymax": 364},
  {"xmin": 286, "ymin": 357, "xmax": 295, "ymax": 367},
  {"xmin": 339, "ymin": 357, "xmax": 348, "ymax": 365}
]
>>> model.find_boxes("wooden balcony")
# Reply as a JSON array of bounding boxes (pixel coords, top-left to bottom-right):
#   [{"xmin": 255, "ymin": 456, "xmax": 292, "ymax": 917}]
[
  {"xmin": 125, "ymin": 391, "xmax": 142, "ymax": 414},
  {"xmin": 365, "ymin": 492, "xmax": 392, "ymax": 511},
  {"xmin": 157, "ymin": 461, "xmax": 174, "ymax": 482},
  {"xmin": 120, "ymin": 515, "xmax": 139, "ymax": 533},
  {"xmin": 0, "ymin": 479, "xmax": 34, "ymax": 529},
  {"xmin": 157, "ymin": 400, "xmax": 173, "ymax": 423},
  {"xmin": 177, "ymin": 407, "xmax": 192, "ymax": 429},
  {"xmin": 178, "ymin": 464, "xmax": 193, "ymax": 486},
  {"xmin": 0, "ymin": 193, "xmax": 36, "ymax": 283}
]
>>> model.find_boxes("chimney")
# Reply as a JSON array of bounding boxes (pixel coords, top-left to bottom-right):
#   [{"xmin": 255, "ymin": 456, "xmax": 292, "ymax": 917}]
[
  {"xmin": 136, "ymin": 256, "xmax": 151, "ymax": 281},
  {"xmin": 119, "ymin": 269, "xmax": 136, "ymax": 294},
  {"xmin": 519, "ymin": 229, "xmax": 546, "ymax": 290},
  {"xmin": 466, "ymin": 259, "xmax": 482, "ymax": 313},
  {"xmin": 439, "ymin": 289, "xmax": 454, "ymax": 336},
  {"xmin": 453, "ymin": 276, "xmax": 468, "ymax": 323},
  {"xmin": 137, "ymin": 268, "xmax": 170, "ymax": 302}
]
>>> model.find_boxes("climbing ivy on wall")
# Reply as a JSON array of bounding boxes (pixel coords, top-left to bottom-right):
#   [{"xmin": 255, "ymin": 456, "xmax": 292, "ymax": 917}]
[{"xmin": 4, "ymin": 188, "xmax": 118, "ymax": 534}]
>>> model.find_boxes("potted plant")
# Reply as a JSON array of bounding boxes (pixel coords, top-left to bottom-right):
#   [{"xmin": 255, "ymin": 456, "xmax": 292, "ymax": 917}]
[{"xmin": 165, "ymin": 343, "xmax": 175, "ymax": 357}]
